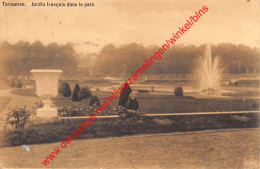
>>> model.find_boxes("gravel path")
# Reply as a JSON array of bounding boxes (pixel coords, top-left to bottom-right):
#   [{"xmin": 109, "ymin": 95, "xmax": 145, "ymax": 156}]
[{"xmin": 0, "ymin": 89, "xmax": 40, "ymax": 118}]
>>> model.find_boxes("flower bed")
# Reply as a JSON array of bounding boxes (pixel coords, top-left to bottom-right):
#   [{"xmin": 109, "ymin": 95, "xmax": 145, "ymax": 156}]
[{"xmin": 58, "ymin": 105, "xmax": 118, "ymax": 117}]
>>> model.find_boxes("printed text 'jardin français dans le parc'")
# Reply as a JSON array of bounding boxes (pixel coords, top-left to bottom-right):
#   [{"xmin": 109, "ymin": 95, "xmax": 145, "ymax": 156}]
[{"xmin": 2, "ymin": 1, "xmax": 94, "ymax": 7}]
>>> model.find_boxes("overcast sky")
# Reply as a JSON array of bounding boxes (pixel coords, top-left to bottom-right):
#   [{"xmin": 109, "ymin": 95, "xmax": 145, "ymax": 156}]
[{"xmin": 0, "ymin": 0, "xmax": 259, "ymax": 53}]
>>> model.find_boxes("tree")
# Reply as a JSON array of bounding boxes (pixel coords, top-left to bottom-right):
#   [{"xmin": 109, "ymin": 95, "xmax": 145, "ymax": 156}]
[
  {"xmin": 62, "ymin": 83, "xmax": 71, "ymax": 97},
  {"xmin": 72, "ymin": 84, "xmax": 80, "ymax": 101},
  {"xmin": 0, "ymin": 41, "xmax": 79, "ymax": 78},
  {"xmin": 94, "ymin": 43, "xmax": 259, "ymax": 75}
]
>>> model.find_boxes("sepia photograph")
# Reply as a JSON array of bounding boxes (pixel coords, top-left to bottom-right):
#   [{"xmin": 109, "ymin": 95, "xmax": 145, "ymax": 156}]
[{"xmin": 0, "ymin": 0, "xmax": 259, "ymax": 168}]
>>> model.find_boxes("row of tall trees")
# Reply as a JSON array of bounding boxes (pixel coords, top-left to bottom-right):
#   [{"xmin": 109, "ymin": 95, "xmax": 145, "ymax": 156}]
[
  {"xmin": 0, "ymin": 41, "xmax": 78, "ymax": 78},
  {"xmin": 0, "ymin": 41, "xmax": 258, "ymax": 78},
  {"xmin": 94, "ymin": 43, "xmax": 259, "ymax": 75}
]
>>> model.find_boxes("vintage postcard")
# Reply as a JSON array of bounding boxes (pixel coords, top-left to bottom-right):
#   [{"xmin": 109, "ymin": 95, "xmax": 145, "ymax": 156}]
[{"xmin": 0, "ymin": 0, "xmax": 259, "ymax": 168}]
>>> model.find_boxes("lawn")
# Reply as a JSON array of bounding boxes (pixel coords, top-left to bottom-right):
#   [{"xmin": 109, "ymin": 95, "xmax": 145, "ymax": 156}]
[
  {"xmin": 2, "ymin": 87, "xmax": 259, "ymax": 168},
  {"xmin": 12, "ymin": 88, "xmax": 259, "ymax": 114},
  {"xmin": 137, "ymin": 94, "xmax": 259, "ymax": 113},
  {"xmin": 52, "ymin": 93, "xmax": 259, "ymax": 114},
  {"xmin": 0, "ymin": 129, "xmax": 259, "ymax": 168}
]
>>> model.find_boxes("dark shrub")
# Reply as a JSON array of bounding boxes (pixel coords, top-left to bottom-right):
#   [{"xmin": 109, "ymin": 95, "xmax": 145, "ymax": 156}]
[
  {"xmin": 6, "ymin": 106, "xmax": 31, "ymax": 128},
  {"xmin": 16, "ymin": 80, "xmax": 23, "ymax": 88},
  {"xmin": 60, "ymin": 83, "xmax": 71, "ymax": 97},
  {"xmin": 89, "ymin": 95, "xmax": 100, "ymax": 107},
  {"xmin": 11, "ymin": 79, "xmax": 23, "ymax": 88},
  {"xmin": 118, "ymin": 83, "xmax": 132, "ymax": 106},
  {"xmin": 138, "ymin": 89, "xmax": 149, "ymax": 93},
  {"xmin": 58, "ymin": 82, "xmax": 65, "ymax": 94},
  {"xmin": 174, "ymin": 87, "xmax": 183, "ymax": 96},
  {"xmin": 79, "ymin": 87, "xmax": 92, "ymax": 101},
  {"xmin": 72, "ymin": 84, "xmax": 80, "ymax": 101}
]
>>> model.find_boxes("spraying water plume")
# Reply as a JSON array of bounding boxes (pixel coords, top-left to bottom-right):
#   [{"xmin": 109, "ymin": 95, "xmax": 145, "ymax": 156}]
[{"xmin": 199, "ymin": 44, "xmax": 223, "ymax": 91}]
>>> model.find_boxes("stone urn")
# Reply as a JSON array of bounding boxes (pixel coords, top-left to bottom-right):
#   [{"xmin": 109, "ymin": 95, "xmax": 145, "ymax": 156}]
[{"xmin": 30, "ymin": 69, "xmax": 62, "ymax": 118}]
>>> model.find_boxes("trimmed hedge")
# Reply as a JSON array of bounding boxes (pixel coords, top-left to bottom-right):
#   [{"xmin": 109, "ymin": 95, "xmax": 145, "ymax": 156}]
[{"xmin": 59, "ymin": 82, "xmax": 71, "ymax": 97}]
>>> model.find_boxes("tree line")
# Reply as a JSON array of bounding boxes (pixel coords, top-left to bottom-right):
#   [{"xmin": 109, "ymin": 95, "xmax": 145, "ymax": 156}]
[
  {"xmin": 94, "ymin": 43, "xmax": 259, "ymax": 75},
  {"xmin": 0, "ymin": 41, "xmax": 258, "ymax": 79},
  {"xmin": 0, "ymin": 41, "xmax": 78, "ymax": 78}
]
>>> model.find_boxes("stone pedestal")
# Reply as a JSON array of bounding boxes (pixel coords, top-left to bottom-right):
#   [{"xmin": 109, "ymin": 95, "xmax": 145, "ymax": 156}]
[
  {"xmin": 30, "ymin": 69, "xmax": 62, "ymax": 118},
  {"xmin": 36, "ymin": 99, "xmax": 58, "ymax": 117}
]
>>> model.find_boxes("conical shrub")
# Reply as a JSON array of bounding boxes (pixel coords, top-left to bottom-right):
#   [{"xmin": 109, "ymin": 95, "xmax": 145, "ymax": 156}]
[
  {"xmin": 72, "ymin": 84, "xmax": 80, "ymax": 101},
  {"xmin": 118, "ymin": 83, "xmax": 132, "ymax": 106}
]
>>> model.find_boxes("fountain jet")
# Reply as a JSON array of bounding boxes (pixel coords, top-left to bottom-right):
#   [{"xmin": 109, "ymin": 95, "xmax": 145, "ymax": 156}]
[{"xmin": 199, "ymin": 44, "xmax": 223, "ymax": 91}]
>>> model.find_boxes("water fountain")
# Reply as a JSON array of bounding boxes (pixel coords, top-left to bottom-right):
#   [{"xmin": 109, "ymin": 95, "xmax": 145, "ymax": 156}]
[
  {"xmin": 31, "ymin": 69, "xmax": 62, "ymax": 118},
  {"xmin": 198, "ymin": 44, "xmax": 223, "ymax": 94}
]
